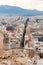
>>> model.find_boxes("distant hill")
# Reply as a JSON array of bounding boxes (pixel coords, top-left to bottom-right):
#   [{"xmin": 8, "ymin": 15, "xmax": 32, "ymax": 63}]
[{"xmin": 0, "ymin": 5, "xmax": 43, "ymax": 16}]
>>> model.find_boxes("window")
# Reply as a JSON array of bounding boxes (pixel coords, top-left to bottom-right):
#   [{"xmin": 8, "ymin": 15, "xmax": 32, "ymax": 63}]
[{"xmin": 4, "ymin": 38, "xmax": 9, "ymax": 43}]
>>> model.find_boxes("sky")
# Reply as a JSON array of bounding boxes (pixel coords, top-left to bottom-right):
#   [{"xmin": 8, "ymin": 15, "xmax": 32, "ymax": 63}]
[{"xmin": 0, "ymin": 0, "xmax": 43, "ymax": 11}]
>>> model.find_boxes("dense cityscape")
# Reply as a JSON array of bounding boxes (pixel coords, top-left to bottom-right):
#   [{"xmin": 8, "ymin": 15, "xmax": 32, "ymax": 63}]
[{"xmin": 0, "ymin": 16, "xmax": 43, "ymax": 65}]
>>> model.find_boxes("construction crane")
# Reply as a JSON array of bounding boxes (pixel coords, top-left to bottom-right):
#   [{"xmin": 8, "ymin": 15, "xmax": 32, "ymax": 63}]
[{"xmin": 20, "ymin": 18, "xmax": 29, "ymax": 48}]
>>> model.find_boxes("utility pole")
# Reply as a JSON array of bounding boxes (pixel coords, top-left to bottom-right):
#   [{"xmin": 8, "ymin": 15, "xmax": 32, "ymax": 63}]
[{"xmin": 20, "ymin": 18, "xmax": 29, "ymax": 48}]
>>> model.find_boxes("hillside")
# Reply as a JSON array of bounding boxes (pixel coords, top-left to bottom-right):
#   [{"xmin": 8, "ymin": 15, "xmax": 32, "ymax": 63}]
[{"xmin": 0, "ymin": 5, "xmax": 43, "ymax": 16}]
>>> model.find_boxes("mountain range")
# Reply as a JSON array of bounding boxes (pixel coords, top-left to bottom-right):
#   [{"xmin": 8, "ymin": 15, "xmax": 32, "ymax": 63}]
[{"xmin": 0, "ymin": 5, "xmax": 43, "ymax": 16}]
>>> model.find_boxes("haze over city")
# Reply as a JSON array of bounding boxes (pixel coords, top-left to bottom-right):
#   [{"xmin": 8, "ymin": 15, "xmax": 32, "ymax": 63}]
[{"xmin": 0, "ymin": 0, "xmax": 43, "ymax": 11}]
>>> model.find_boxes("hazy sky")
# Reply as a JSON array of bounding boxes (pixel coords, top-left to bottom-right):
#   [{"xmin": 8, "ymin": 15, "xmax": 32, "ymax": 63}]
[{"xmin": 0, "ymin": 0, "xmax": 43, "ymax": 10}]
